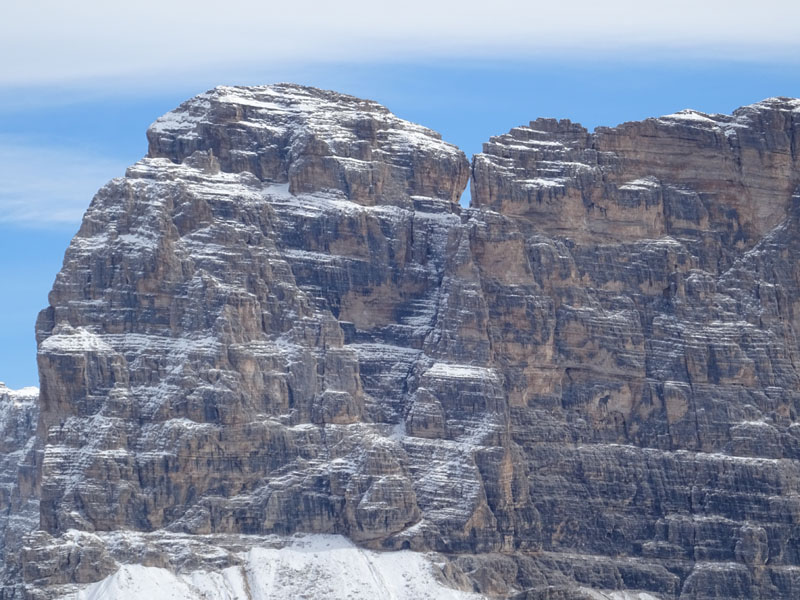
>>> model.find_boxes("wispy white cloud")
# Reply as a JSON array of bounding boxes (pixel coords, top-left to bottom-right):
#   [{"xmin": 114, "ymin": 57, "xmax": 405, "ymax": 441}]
[
  {"xmin": 2, "ymin": 0, "xmax": 799, "ymax": 87},
  {"xmin": 0, "ymin": 139, "xmax": 127, "ymax": 227}
]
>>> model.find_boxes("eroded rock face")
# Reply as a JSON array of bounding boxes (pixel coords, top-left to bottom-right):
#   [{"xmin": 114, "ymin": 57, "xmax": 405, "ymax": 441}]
[
  {"xmin": 0, "ymin": 384, "xmax": 38, "ymax": 599},
  {"xmin": 146, "ymin": 84, "xmax": 468, "ymax": 207},
  {"xmin": 466, "ymin": 98, "xmax": 800, "ymax": 599},
  {"xmin": 21, "ymin": 87, "xmax": 800, "ymax": 599}
]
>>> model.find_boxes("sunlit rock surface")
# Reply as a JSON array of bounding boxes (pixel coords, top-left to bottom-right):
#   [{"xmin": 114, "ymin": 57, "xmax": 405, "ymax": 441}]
[{"xmin": 17, "ymin": 86, "xmax": 800, "ymax": 598}]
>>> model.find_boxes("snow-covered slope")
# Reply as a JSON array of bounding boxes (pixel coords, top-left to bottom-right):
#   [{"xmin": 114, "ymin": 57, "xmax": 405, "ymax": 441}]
[{"xmin": 72, "ymin": 534, "xmax": 483, "ymax": 600}]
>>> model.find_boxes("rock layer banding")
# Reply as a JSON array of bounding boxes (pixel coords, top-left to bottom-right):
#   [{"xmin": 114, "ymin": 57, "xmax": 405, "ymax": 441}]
[
  {"xmin": 0, "ymin": 383, "xmax": 39, "ymax": 599},
  {"xmin": 9, "ymin": 85, "xmax": 800, "ymax": 599}
]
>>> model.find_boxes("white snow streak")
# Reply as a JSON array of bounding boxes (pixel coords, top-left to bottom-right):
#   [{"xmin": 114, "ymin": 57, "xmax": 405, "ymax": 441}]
[{"xmin": 73, "ymin": 534, "xmax": 484, "ymax": 600}]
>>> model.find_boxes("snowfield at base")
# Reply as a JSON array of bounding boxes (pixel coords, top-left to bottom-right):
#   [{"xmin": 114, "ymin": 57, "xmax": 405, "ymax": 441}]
[
  {"xmin": 73, "ymin": 534, "xmax": 485, "ymax": 600},
  {"xmin": 578, "ymin": 590, "xmax": 661, "ymax": 600}
]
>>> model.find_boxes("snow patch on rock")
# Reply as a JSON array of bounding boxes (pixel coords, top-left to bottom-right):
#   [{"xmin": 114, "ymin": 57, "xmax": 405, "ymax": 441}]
[{"xmin": 72, "ymin": 534, "xmax": 483, "ymax": 600}]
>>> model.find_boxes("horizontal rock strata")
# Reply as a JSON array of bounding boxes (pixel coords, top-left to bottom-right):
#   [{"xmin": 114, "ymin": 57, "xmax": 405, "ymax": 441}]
[
  {"xmin": 0, "ymin": 384, "xmax": 39, "ymax": 600},
  {"xmin": 17, "ymin": 86, "xmax": 800, "ymax": 599}
]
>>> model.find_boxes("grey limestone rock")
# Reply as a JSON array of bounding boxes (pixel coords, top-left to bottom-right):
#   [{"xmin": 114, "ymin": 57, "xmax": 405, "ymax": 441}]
[
  {"xmin": 11, "ymin": 86, "xmax": 800, "ymax": 598},
  {"xmin": 0, "ymin": 384, "xmax": 38, "ymax": 599}
]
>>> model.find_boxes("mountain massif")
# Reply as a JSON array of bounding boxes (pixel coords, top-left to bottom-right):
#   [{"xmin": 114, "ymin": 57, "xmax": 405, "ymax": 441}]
[{"xmin": 2, "ymin": 84, "xmax": 800, "ymax": 599}]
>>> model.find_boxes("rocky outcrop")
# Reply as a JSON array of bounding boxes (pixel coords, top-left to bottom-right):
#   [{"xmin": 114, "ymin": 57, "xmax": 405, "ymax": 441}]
[
  {"xmin": 0, "ymin": 384, "xmax": 38, "ymax": 598},
  {"xmin": 17, "ymin": 86, "xmax": 800, "ymax": 598},
  {"xmin": 465, "ymin": 98, "xmax": 800, "ymax": 599}
]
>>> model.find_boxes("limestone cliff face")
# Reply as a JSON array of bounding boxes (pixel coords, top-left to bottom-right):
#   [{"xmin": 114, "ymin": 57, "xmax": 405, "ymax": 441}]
[
  {"xmin": 468, "ymin": 98, "xmax": 800, "ymax": 598},
  {"xmin": 473, "ymin": 101, "xmax": 800, "ymax": 249},
  {"xmin": 0, "ymin": 384, "xmax": 38, "ymax": 599},
  {"xmin": 21, "ymin": 87, "xmax": 800, "ymax": 599}
]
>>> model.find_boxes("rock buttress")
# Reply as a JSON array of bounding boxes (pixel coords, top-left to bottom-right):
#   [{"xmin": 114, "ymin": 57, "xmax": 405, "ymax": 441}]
[{"xmin": 26, "ymin": 88, "xmax": 800, "ymax": 599}]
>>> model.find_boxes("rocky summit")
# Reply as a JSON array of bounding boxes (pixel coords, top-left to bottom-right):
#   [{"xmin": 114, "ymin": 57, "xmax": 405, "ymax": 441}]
[{"xmin": 4, "ymin": 84, "xmax": 800, "ymax": 599}]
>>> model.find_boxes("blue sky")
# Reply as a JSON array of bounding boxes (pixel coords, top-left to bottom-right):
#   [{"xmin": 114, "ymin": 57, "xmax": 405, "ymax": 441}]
[{"xmin": 2, "ymin": 1, "xmax": 800, "ymax": 388}]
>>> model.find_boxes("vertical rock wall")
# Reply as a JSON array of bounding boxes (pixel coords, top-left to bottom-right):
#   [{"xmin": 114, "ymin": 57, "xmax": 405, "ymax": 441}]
[
  {"xmin": 0, "ymin": 384, "xmax": 38, "ymax": 599},
  {"xmin": 22, "ymin": 88, "xmax": 800, "ymax": 599}
]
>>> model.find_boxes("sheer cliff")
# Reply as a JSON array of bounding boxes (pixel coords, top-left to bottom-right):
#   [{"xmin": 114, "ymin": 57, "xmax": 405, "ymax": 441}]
[
  {"xmin": 12, "ymin": 85, "xmax": 800, "ymax": 599},
  {"xmin": 0, "ymin": 384, "xmax": 38, "ymax": 599}
]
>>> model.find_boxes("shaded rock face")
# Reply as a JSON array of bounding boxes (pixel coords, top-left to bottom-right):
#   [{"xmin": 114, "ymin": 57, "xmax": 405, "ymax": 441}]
[
  {"xmin": 0, "ymin": 384, "xmax": 39, "ymax": 598},
  {"xmin": 25, "ymin": 86, "xmax": 800, "ymax": 598}
]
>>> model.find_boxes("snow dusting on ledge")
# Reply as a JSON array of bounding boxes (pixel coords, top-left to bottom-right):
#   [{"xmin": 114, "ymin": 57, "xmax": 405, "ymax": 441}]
[
  {"xmin": 0, "ymin": 382, "xmax": 38, "ymax": 402},
  {"xmin": 39, "ymin": 327, "xmax": 112, "ymax": 354},
  {"xmin": 425, "ymin": 362, "xmax": 499, "ymax": 381}
]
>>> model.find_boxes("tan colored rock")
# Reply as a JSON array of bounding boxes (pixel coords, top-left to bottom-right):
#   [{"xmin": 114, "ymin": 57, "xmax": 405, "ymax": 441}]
[{"xmin": 16, "ymin": 88, "xmax": 800, "ymax": 600}]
